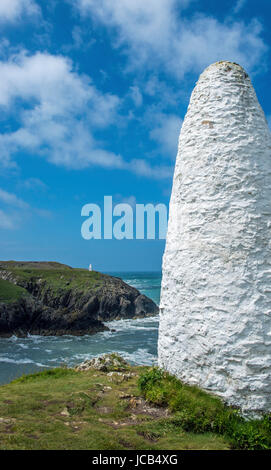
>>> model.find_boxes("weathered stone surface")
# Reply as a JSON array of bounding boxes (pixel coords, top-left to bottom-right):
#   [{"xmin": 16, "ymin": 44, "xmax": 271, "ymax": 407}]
[{"xmin": 158, "ymin": 61, "xmax": 271, "ymax": 417}]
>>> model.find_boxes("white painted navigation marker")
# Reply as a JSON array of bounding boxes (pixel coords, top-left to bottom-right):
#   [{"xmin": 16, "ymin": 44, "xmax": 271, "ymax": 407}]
[{"xmin": 158, "ymin": 61, "xmax": 271, "ymax": 417}]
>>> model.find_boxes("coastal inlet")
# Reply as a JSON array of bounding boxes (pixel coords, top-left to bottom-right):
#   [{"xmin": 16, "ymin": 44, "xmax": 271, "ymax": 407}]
[{"xmin": 0, "ymin": 271, "xmax": 161, "ymax": 384}]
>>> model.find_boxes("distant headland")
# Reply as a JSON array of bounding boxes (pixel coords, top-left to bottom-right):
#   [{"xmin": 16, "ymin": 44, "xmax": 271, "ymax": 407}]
[{"xmin": 0, "ymin": 261, "xmax": 158, "ymax": 338}]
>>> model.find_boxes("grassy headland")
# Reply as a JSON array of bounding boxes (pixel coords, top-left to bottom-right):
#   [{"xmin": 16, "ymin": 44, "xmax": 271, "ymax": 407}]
[
  {"xmin": 0, "ymin": 261, "xmax": 103, "ymax": 295},
  {"xmin": 0, "ymin": 358, "xmax": 270, "ymax": 450},
  {"xmin": 0, "ymin": 261, "xmax": 158, "ymax": 337}
]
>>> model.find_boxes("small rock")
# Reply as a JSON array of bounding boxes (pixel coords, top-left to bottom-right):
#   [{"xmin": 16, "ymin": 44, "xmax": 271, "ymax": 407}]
[
  {"xmin": 119, "ymin": 393, "xmax": 133, "ymax": 399},
  {"xmin": 129, "ymin": 398, "xmax": 141, "ymax": 408},
  {"xmin": 75, "ymin": 353, "xmax": 130, "ymax": 372},
  {"xmin": 0, "ymin": 417, "xmax": 16, "ymax": 424},
  {"xmin": 60, "ymin": 408, "xmax": 70, "ymax": 417}
]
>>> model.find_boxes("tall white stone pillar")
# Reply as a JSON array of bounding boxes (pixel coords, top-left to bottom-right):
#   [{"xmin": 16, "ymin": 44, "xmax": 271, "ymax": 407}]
[{"xmin": 158, "ymin": 61, "xmax": 271, "ymax": 416}]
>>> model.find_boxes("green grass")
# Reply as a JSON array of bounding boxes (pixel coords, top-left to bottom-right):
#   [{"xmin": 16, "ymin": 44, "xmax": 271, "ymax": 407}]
[
  {"xmin": 0, "ymin": 279, "xmax": 29, "ymax": 304},
  {"xmin": 0, "ymin": 261, "xmax": 104, "ymax": 296},
  {"xmin": 0, "ymin": 364, "xmax": 230, "ymax": 450},
  {"xmin": 12, "ymin": 368, "xmax": 79, "ymax": 384},
  {"xmin": 138, "ymin": 367, "xmax": 271, "ymax": 450}
]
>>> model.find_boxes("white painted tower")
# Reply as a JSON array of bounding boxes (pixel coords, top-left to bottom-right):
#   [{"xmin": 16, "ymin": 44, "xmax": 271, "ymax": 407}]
[{"xmin": 158, "ymin": 61, "xmax": 271, "ymax": 416}]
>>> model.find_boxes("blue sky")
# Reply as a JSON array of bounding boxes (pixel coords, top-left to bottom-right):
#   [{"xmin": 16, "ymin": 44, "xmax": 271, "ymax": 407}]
[{"xmin": 0, "ymin": 0, "xmax": 270, "ymax": 272}]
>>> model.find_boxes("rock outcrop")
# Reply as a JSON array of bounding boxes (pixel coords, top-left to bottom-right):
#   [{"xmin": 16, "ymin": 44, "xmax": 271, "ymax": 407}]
[
  {"xmin": 0, "ymin": 261, "xmax": 158, "ymax": 337},
  {"xmin": 75, "ymin": 353, "xmax": 130, "ymax": 372},
  {"xmin": 158, "ymin": 61, "xmax": 271, "ymax": 417}
]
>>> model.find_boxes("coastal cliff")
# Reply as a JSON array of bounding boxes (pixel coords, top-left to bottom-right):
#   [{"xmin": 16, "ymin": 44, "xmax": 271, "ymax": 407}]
[{"xmin": 0, "ymin": 261, "xmax": 158, "ymax": 337}]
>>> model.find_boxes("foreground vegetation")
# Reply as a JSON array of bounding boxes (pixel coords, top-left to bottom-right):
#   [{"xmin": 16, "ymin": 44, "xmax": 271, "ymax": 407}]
[
  {"xmin": 139, "ymin": 368, "xmax": 271, "ymax": 450},
  {"xmin": 0, "ymin": 360, "xmax": 270, "ymax": 450}
]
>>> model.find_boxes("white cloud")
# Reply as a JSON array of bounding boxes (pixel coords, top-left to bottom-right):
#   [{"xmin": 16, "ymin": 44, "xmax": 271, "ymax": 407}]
[
  {"xmin": 0, "ymin": 188, "xmax": 29, "ymax": 209},
  {"xmin": 233, "ymin": 0, "xmax": 246, "ymax": 14},
  {"xmin": 62, "ymin": 25, "xmax": 96, "ymax": 53},
  {"xmin": 0, "ymin": 209, "xmax": 16, "ymax": 229},
  {"xmin": 129, "ymin": 159, "xmax": 173, "ymax": 179},
  {"xmin": 0, "ymin": 51, "xmax": 171, "ymax": 179},
  {"xmin": 172, "ymin": 17, "xmax": 266, "ymax": 77},
  {"xmin": 0, "ymin": 187, "xmax": 54, "ymax": 229},
  {"xmin": 0, "ymin": 188, "xmax": 28, "ymax": 229},
  {"xmin": 75, "ymin": 0, "xmax": 179, "ymax": 71},
  {"xmin": 74, "ymin": 0, "xmax": 267, "ymax": 77},
  {"xmin": 0, "ymin": 51, "xmax": 123, "ymax": 170},
  {"xmin": 150, "ymin": 114, "xmax": 182, "ymax": 158},
  {"xmin": 21, "ymin": 177, "xmax": 48, "ymax": 191},
  {"xmin": 129, "ymin": 85, "xmax": 143, "ymax": 107},
  {"xmin": 0, "ymin": 0, "xmax": 40, "ymax": 22},
  {"xmin": 114, "ymin": 194, "xmax": 137, "ymax": 208}
]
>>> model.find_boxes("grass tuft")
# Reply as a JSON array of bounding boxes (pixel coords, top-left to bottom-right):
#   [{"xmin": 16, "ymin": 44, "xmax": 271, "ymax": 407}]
[
  {"xmin": 138, "ymin": 367, "xmax": 271, "ymax": 450},
  {"xmin": 11, "ymin": 368, "xmax": 77, "ymax": 384},
  {"xmin": 0, "ymin": 279, "xmax": 29, "ymax": 304}
]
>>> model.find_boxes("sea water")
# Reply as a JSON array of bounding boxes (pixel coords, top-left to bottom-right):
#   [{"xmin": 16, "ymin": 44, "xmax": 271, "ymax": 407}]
[{"xmin": 0, "ymin": 272, "xmax": 161, "ymax": 384}]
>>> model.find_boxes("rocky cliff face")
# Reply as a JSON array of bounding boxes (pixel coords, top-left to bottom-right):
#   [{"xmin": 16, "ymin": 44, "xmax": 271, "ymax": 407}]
[
  {"xmin": 0, "ymin": 261, "xmax": 158, "ymax": 337},
  {"xmin": 158, "ymin": 61, "xmax": 271, "ymax": 417}
]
